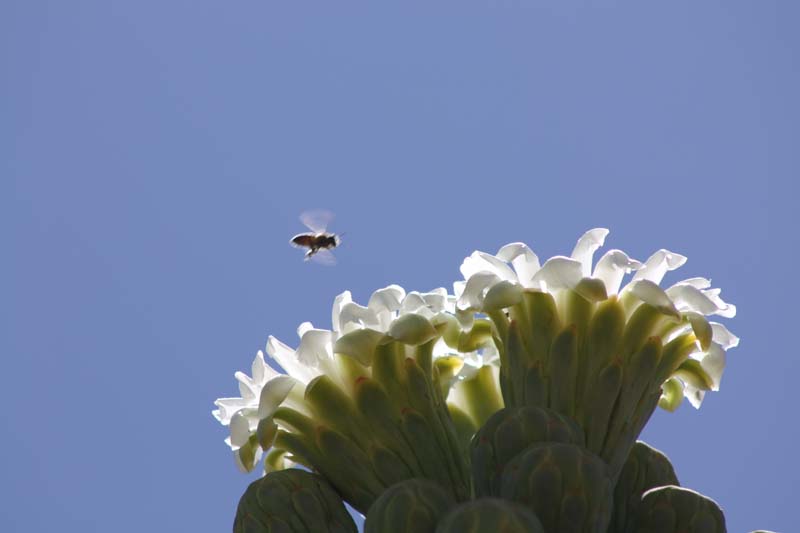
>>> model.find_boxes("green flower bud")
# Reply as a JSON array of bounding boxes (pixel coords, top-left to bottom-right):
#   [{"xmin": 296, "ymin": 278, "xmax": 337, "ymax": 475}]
[
  {"xmin": 609, "ymin": 441, "xmax": 680, "ymax": 533},
  {"xmin": 435, "ymin": 498, "xmax": 544, "ymax": 533},
  {"xmin": 470, "ymin": 406, "xmax": 585, "ymax": 497},
  {"xmin": 364, "ymin": 479, "xmax": 455, "ymax": 533},
  {"xmin": 635, "ymin": 485, "xmax": 726, "ymax": 533},
  {"xmin": 500, "ymin": 442, "xmax": 613, "ymax": 533},
  {"xmin": 233, "ymin": 469, "xmax": 357, "ymax": 533}
]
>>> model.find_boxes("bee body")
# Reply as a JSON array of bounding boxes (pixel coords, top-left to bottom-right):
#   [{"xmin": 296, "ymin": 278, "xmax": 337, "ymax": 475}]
[
  {"xmin": 290, "ymin": 210, "xmax": 341, "ymax": 265},
  {"xmin": 290, "ymin": 232, "xmax": 340, "ymax": 260}
]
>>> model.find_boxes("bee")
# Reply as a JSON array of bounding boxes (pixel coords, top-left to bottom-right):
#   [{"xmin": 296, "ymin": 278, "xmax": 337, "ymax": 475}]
[{"xmin": 290, "ymin": 209, "xmax": 341, "ymax": 265}]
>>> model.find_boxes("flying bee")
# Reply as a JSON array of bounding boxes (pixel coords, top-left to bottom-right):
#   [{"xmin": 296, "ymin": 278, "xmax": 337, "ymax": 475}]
[{"xmin": 290, "ymin": 209, "xmax": 341, "ymax": 265}]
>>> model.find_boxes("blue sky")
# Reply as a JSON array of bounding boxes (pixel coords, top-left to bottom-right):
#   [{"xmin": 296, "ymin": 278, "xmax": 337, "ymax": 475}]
[{"xmin": 2, "ymin": 2, "xmax": 797, "ymax": 531}]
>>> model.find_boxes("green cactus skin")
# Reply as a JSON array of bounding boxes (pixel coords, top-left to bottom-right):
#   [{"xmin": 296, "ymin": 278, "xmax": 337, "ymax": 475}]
[
  {"xmin": 500, "ymin": 442, "xmax": 613, "ymax": 533},
  {"xmin": 233, "ymin": 469, "xmax": 357, "ymax": 533},
  {"xmin": 470, "ymin": 406, "xmax": 585, "ymax": 497},
  {"xmin": 434, "ymin": 498, "xmax": 545, "ymax": 533},
  {"xmin": 635, "ymin": 485, "xmax": 726, "ymax": 533},
  {"xmin": 364, "ymin": 479, "xmax": 455, "ymax": 533},
  {"xmin": 609, "ymin": 441, "xmax": 680, "ymax": 533}
]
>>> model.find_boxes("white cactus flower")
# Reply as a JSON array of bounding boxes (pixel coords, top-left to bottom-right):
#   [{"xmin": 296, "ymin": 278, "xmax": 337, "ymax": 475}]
[
  {"xmin": 213, "ymin": 284, "xmax": 466, "ymax": 472},
  {"xmin": 456, "ymin": 229, "xmax": 737, "ymax": 409}
]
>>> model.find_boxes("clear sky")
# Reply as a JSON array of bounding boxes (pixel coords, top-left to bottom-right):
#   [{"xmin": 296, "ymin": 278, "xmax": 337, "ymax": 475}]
[{"xmin": 2, "ymin": 2, "xmax": 798, "ymax": 532}]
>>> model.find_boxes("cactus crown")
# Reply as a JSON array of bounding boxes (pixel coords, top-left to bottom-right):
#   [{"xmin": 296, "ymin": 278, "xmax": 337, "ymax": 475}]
[{"xmin": 218, "ymin": 230, "xmax": 748, "ymax": 532}]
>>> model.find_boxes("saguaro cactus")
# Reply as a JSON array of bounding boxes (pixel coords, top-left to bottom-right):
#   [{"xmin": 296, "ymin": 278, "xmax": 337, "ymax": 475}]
[{"xmin": 217, "ymin": 230, "xmax": 763, "ymax": 532}]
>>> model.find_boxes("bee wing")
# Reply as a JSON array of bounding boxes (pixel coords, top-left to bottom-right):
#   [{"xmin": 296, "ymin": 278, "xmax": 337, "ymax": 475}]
[
  {"xmin": 290, "ymin": 233, "xmax": 315, "ymax": 248},
  {"xmin": 309, "ymin": 248, "xmax": 337, "ymax": 266},
  {"xmin": 300, "ymin": 209, "xmax": 335, "ymax": 233}
]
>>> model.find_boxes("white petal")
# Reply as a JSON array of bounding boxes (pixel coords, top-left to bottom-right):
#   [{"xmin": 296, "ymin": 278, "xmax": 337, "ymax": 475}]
[
  {"xmin": 570, "ymin": 228, "xmax": 609, "ymax": 277},
  {"xmin": 213, "ymin": 397, "xmax": 250, "ymax": 425},
  {"xmin": 497, "ymin": 243, "xmax": 541, "ymax": 286},
  {"xmin": 686, "ymin": 312, "xmax": 713, "ymax": 350},
  {"xmin": 666, "ymin": 284, "xmax": 723, "ymax": 315},
  {"xmin": 230, "ymin": 411, "xmax": 254, "ymax": 448},
  {"xmin": 530, "ymin": 256, "xmax": 584, "ymax": 291},
  {"xmin": 482, "ymin": 280, "xmax": 524, "ymax": 311},
  {"xmin": 297, "ymin": 321, "xmax": 314, "ymax": 338},
  {"xmin": 389, "ymin": 314, "xmax": 438, "ymax": 345},
  {"xmin": 453, "ymin": 281, "xmax": 466, "ymax": 300},
  {"xmin": 401, "ymin": 292, "xmax": 427, "ymax": 314},
  {"xmin": 420, "ymin": 288, "xmax": 448, "ymax": 313},
  {"xmin": 429, "ymin": 310, "xmax": 454, "ymax": 327},
  {"xmin": 235, "ymin": 371, "xmax": 258, "ymax": 401},
  {"xmin": 338, "ymin": 302, "xmax": 380, "ymax": 332},
  {"xmin": 703, "ymin": 289, "xmax": 736, "ymax": 318},
  {"xmin": 251, "ymin": 350, "xmax": 280, "ymax": 386},
  {"xmin": 457, "ymin": 271, "xmax": 501, "ymax": 310},
  {"xmin": 629, "ymin": 280, "xmax": 680, "ymax": 317},
  {"xmin": 334, "ymin": 328, "xmax": 385, "ymax": 362},
  {"xmin": 592, "ymin": 249, "xmax": 643, "ymax": 296},
  {"xmin": 266, "ymin": 336, "xmax": 317, "ymax": 384},
  {"xmin": 296, "ymin": 328, "xmax": 333, "ymax": 367},
  {"xmin": 573, "ymin": 277, "xmax": 608, "ymax": 302},
  {"xmin": 710, "ymin": 322, "xmax": 739, "ymax": 349},
  {"xmin": 456, "ymin": 307, "xmax": 474, "ymax": 330},
  {"xmin": 677, "ymin": 277, "xmax": 711, "ymax": 289},
  {"xmin": 368, "ymin": 285, "xmax": 406, "ymax": 313},
  {"xmin": 700, "ymin": 343, "xmax": 726, "ymax": 391},
  {"xmin": 331, "ymin": 290, "xmax": 353, "ymax": 332},
  {"xmin": 257, "ymin": 376, "xmax": 297, "ymax": 418},
  {"xmin": 460, "ymin": 251, "xmax": 517, "ymax": 282},
  {"xmin": 684, "ymin": 384, "xmax": 706, "ymax": 409},
  {"xmin": 632, "ymin": 249, "xmax": 687, "ymax": 285},
  {"xmin": 413, "ymin": 306, "xmax": 435, "ymax": 320},
  {"xmin": 250, "ymin": 351, "xmax": 267, "ymax": 385}
]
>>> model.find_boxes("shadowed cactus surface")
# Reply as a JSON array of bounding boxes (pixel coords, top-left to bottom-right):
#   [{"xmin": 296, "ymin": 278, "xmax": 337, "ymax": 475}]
[
  {"xmin": 364, "ymin": 478, "xmax": 455, "ymax": 533},
  {"xmin": 609, "ymin": 441, "xmax": 680, "ymax": 533},
  {"xmin": 635, "ymin": 485, "xmax": 726, "ymax": 533},
  {"xmin": 233, "ymin": 469, "xmax": 357, "ymax": 533},
  {"xmin": 435, "ymin": 498, "xmax": 545, "ymax": 533}
]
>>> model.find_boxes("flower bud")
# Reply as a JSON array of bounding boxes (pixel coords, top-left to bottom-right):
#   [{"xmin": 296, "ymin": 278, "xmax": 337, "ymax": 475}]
[
  {"xmin": 470, "ymin": 406, "xmax": 584, "ymax": 497},
  {"xmin": 500, "ymin": 442, "xmax": 613, "ymax": 533},
  {"xmin": 364, "ymin": 479, "xmax": 454, "ymax": 533},
  {"xmin": 233, "ymin": 469, "xmax": 357, "ymax": 533},
  {"xmin": 636, "ymin": 485, "xmax": 726, "ymax": 533},
  {"xmin": 609, "ymin": 441, "xmax": 680, "ymax": 533}
]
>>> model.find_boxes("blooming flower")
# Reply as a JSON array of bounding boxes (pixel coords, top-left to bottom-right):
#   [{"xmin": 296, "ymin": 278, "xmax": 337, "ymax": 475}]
[
  {"xmin": 213, "ymin": 284, "xmax": 473, "ymax": 511},
  {"xmin": 455, "ymin": 229, "xmax": 737, "ymax": 478},
  {"xmin": 456, "ymin": 228, "xmax": 736, "ymax": 411}
]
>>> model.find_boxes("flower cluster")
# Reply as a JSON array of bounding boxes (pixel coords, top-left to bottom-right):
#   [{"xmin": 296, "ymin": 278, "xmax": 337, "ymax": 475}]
[
  {"xmin": 214, "ymin": 229, "xmax": 738, "ymax": 517},
  {"xmin": 215, "ymin": 285, "xmax": 486, "ymax": 512}
]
